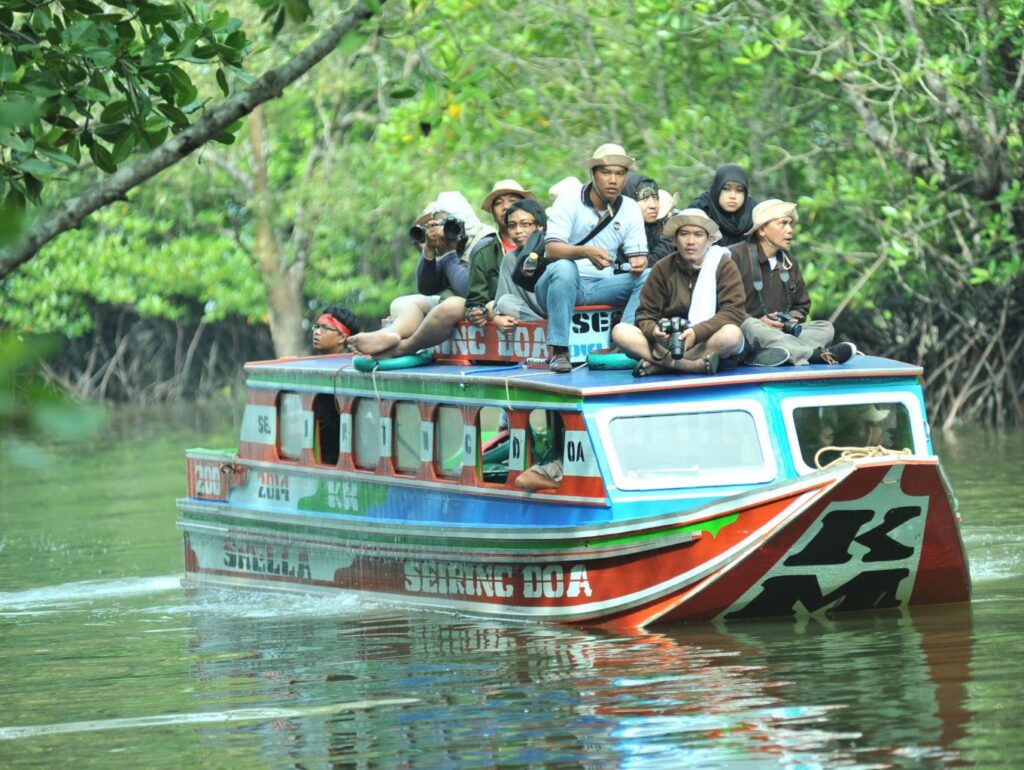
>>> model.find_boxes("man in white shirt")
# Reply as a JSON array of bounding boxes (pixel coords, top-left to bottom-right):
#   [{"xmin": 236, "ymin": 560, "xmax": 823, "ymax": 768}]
[{"xmin": 538, "ymin": 143, "xmax": 649, "ymax": 372}]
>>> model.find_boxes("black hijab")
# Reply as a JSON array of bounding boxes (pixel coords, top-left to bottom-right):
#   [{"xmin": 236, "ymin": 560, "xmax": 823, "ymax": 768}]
[{"xmin": 687, "ymin": 164, "xmax": 758, "ymax": 247}]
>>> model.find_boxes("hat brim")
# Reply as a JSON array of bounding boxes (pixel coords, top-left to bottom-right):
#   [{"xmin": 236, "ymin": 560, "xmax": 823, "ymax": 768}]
[
  {"xmin": 664, "ymin": 213, "xmax": 721, "ymax": 241},
  {"xmin": 583, "ymin": 155, "xmax": 638, "ymax": 171},
  {"xmin": 481, "ymin": 189, "xmax": 536, "ymax": 213},
  {"xmin": 745, "ymin": 205, "xmax": 798, "ymax": 235}
]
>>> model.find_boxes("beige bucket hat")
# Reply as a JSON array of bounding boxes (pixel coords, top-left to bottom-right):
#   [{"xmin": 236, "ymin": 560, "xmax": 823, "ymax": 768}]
[
  {"xmin": 481, "ymin": 179, "xmax": 536, "ymax": 213},
  {"xmin": 746, "ymin": 199, "xmax": 799, "ymax": 235},
  {"xmin": 582, "ymin": 143, "xmax": 637, "ymax": 171},
  {"xmin": 663, "ymin": 208, "xmax": 721, "ymax": 241}
]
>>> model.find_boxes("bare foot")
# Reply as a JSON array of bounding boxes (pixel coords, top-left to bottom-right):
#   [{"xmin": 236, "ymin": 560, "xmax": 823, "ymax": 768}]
[{"xmin": 348, "ymin": 330, "xmax": 401, "ymax": 356}]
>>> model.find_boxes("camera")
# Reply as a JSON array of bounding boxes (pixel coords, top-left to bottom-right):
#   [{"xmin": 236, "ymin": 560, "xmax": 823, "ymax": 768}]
[
  {"xmin": 408, "ymin": 216, "xmax": 466, "ymax": 245},
  {"xmin": 772, "ymin": 311, "xmax": 802, "ymax": 337},
  {"xmin": 657, "ymin": 316, "xmax": 690, "ymax": 360},
  {"xmin": 612, "ymin": 260, "xmax": 634, "ymax": 273}
]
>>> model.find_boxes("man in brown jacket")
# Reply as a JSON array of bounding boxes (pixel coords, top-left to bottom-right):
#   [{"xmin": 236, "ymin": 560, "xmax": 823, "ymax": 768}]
[
  {"xmin": 611, "ymin": 209, "xmax": 745, "ymax": 375},
  {"xmin": 732, "ymin": 199, "xmax": 855, "ymax": 366}
]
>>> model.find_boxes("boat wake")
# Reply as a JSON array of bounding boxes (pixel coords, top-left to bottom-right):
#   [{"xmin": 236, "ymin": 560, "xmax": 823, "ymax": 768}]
[{"xmin": 0, "ymin": 575, "xmax": 181, "ymax": 614}]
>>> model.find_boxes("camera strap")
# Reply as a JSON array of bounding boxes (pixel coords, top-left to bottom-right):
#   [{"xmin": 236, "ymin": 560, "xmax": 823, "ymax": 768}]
[
  {"xmin": 575, "ymin": 194, "xmax": 622, "ymax": 247},
  {"xmin": 748, "ymin": 238, "xmax": 791, "ymax": 315}
]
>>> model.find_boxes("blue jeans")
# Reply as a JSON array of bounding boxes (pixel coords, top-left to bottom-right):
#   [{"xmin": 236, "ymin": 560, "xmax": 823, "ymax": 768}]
[{"xmin": 535, "ymin": 260, "xmax": 650, "ymax": 347}]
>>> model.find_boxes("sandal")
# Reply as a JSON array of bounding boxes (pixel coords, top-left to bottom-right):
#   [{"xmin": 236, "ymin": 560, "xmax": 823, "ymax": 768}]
[{"xmin": 633, "ymin": 359, "xmax": 672, "ymax": 378}]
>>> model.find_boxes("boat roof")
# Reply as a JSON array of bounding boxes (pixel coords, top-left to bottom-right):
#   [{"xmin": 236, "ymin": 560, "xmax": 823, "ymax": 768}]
[{"xmin": 244, "ymin": 353, "xmax": 923, "ymax": 401}]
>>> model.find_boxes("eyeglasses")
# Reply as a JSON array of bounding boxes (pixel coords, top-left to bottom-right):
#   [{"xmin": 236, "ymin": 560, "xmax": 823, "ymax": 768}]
[
  {"xmin": 506, "ymin": 220, "xmax": 537, "ymax": 231},
  {"xmin": 312, "ymin": 323, "xmax": 341, "ymax": 333}
]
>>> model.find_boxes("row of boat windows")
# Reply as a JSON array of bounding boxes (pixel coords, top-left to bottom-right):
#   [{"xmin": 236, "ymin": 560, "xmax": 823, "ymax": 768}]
[
  {"xmin": 277, "ymin": 393, "xmax": 558, "ymax": 485},
  {"xmin": 270, "ymin": 391, "xmax": 921, "ymax": 489}
]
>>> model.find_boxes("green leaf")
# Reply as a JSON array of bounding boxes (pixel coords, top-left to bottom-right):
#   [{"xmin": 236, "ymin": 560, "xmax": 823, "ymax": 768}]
[
  {"xmin": 36, "ymin": 145, "xmax": 79, "ymax": 169},
  {"xmin": 216, "ymin": 67, "xmax": 229, "ymax": 96},
  {"xmin": 89, "ymin": 142, "xmax": 117, "ymax": 172},
  {"xmin": 100, "ymin": 100, "xmax": 131, "ymax": 123},
  {"xmin": 0, "ymin": 52, "xmax": 15, "ymax": 82}
]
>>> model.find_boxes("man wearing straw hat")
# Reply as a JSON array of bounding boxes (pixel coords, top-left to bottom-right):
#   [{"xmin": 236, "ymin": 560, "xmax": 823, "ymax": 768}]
[
  {"xmin": 612, "ymin": 208, "xmax": 745, "ymax": 375},
  {"xmin": 732, "ymin": 199, "xmax": 856, "ymax": 366},
  {"xmin": 538, "ymin": 143, "xmax": 649, "ymax": 373}
]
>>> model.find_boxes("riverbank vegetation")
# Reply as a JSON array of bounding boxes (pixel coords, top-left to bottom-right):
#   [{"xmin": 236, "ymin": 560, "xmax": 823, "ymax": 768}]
[{"xmin": 2, "ymin": 0, "xmax": 1021, "ymax": 427}]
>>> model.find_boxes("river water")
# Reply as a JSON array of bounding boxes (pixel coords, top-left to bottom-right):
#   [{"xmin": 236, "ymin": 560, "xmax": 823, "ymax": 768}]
[{"xmin": 1, "ymin": 405, "xmax": 1022, "ymax": 769}]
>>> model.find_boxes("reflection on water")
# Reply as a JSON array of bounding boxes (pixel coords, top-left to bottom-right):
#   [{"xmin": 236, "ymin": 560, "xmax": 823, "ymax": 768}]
[{"xmin": 1, "ymin": 409, "xmax": 1022, "ymax": 768}]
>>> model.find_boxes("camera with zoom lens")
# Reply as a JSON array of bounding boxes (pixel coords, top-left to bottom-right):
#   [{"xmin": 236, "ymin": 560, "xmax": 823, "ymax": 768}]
[
  {"xmin": 772, "ymin": 311, "xmax": 802, "ymax": 337},
  {"xmin": 409, "ymin": 216, "xmax": 466, "ymax": 245},
  {"xmin": 657, "ymin": 316, "xmax": 690, "ymax": 360}
]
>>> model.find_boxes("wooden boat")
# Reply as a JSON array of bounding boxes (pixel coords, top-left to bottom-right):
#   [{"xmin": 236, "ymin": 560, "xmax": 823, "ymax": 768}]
[{"xmin": 176, "ymin": 310, "xmax": 971, "ymax": 628}]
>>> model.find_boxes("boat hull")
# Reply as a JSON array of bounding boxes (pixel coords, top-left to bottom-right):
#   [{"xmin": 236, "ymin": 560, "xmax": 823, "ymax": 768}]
[{"xmin": 178, "ymin": 457, "xmax": 969, "ymax": 628}]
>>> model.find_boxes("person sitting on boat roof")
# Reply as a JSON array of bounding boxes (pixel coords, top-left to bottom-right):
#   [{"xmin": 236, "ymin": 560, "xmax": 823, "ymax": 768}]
[
  {"xmin": 612, "ymin": 208, "xmax": 745, "ymax": 376},
  {"xmin": 687, "ymin": 163, "xmax": 759, "ymax": 248},
  {"xmin": 312, "ymin": 304, "xmax": 360, "ymax": 355},
  {"xmin": 623, "ymin": 172, "xmax": 676, "ymax": 264},
  {"xmin": 347, "ymin": 191, "xmax": 492, "ymax": 358},
  {"xmin": 732, "ymin": 199, "xmax": 856, "ymax": 367},
  {"xmin": 538, "ymin": 143, "xmax": 650, "ymax": 373},
  {"xmin": 463, "ymin": 179, "xmax": 536, "ymax": 329},
  {"xmin": 492, "ymin": 199, "xmax": 549, "ymax": 334}
]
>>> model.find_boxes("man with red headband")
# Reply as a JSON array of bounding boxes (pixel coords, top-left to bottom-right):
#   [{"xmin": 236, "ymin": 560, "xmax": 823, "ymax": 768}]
[{"xmin": 312, "ymin": 304, "xmax": 360, "ymax": 355}]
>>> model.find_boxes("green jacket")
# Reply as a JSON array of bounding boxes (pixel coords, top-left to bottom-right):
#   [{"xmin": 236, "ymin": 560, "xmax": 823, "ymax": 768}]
[{"xmin": 463, "ymin": 235, "xmax": 506, "ymax": 317}]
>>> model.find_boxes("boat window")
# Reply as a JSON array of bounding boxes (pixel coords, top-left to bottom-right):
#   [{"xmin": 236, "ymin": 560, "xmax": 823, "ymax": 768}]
[
  {"xmin": 435, "ymin": 406, "xmax": 464, "ymax": 478},
  {"xmin": 478, "ymin": 406, "xmax": 508, "ymax": 484},
  {"xmin": 353, "ymin": 398, "xmax": 381, "ymax": 470},
  {"xmin": 394, "ymin": 402, "xmax": 421, "ymax": 473},
  {"xmin": 277, "ymin": 392, "xmax": 305, "ymax": 461},
  {"xmin": 312, "ymin": 393, "xmax": 340, "ymax": 465},
  {"xmin": 791, "ymin": 402, "xmax": 916, "ymax": 470},
  {"xmin": 597, "ymin": 401, "xmax": 775, "ymax": 490}
]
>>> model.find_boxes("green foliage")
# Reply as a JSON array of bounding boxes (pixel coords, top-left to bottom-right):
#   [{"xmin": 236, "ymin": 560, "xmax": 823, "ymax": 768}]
[
  {"xmin": 0, "ymin": 332, "xmax": 104, "ymax": 469},
  {"xmin": 0, "ymin": 0, "xmax": 254, "ymax": 207}
]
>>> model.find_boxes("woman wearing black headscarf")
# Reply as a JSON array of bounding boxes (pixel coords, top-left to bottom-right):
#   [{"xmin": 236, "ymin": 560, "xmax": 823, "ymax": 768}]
[{"xmin": 687, "ymin": 164, "xmax": 758, "ymax": 247}]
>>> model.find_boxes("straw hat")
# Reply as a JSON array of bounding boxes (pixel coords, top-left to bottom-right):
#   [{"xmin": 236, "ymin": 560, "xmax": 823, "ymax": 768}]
[
  {"xmin": 745, "ymin": 199, "xmax": 799, "ymax": 235},
  {"xmin": 859, "ymin": 405, "xmax": 891, "ymax": 422},
  {"xmin": 663, "ymin": 208, "xmax": 721, "ymax": 241},
  {"xmin": 582, "ymin": 143, "xmax": 637, "ymax": 171},
  {"xmin": 481, "ymin": 179, "xmax": 536, "ymax": 213}
]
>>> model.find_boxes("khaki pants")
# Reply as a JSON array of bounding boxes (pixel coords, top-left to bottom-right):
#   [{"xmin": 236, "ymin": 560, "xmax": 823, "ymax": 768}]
[{"xmin": 741, "ymin": 317, "xmax": 834, "ymax": 365}]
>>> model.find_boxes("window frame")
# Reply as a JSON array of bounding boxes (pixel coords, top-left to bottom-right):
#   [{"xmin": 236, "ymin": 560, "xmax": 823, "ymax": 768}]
[
  {"xmin": 781, "ymin": 391, "xmax": 929, "ymax": 475},
  {"xmin": 593, "ymin": 399, "xmax": 776, "ymax": 491},
  {"xmin": 275, "ymin": 391, "xmax": 308, "ymax": 463}
]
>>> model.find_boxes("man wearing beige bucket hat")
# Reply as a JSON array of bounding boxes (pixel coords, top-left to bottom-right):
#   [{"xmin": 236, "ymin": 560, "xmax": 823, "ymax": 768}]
[
  {"xmin": 463, "ymin": 179, "xmax": 536, "ymax": 327},
  {"xmin": 732, "ymin": 199, "xmax": 856, "ymax": 366},
  {"xmin": 612, "ymin": 208, "xmax": 745, "ymax": 375},
  {"xmin": 537, "ymin": 143, "xmax": 650, "ymax": 373}
]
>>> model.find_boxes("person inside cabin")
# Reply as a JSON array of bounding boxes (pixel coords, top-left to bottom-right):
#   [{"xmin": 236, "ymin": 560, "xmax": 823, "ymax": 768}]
[
  {"xmin": 611, "ymin": 208, "xmax": 745, "ymax": 376},
  {"xmin": 538, "ymin": 143, "xmax": 650, "ymax": 373},
  {"xmin": 732, "ymin": 199, "xmax": 856, "ymax": 367},
  {"xmin": 839, "ymin": 404, "xmax": 892, "ymax": 448},
  {"xmin": 463, "ymin": 179, "xmax": 536, "ymax": 328},
  {"xmin": 796, "ymin": 409, "xmax": 840, "ymax": 467},
  {"xmin": 492, "ymin": 199, "xmax": 548, "ymax": 334},
  {"xmin": 311, "ymin": 304, "xmax": 360, "ymax": 355},
  {"xmin": 687, "ymin": 163, "xmax": 759, "ymax": 248},
  {"xmin": 514, "ymin": 412, "xmax": 565, "ymax": 492},
  {"xmin": 347, "ymin": 191, "xmax": 492, "ymax": 358},
  {"xmin": 623, "ymin": 172, "xmax": 676, "ymax": 264}
]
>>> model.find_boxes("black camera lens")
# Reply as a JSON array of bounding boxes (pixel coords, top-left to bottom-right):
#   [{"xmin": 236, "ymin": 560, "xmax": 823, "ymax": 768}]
[
  {"xmin": 409, "ymin": 224, "xmax": 426, "ymax": 244},
  {"xmin": 442, "ymin": 217, "xmax": 464, "ymax": 240}
]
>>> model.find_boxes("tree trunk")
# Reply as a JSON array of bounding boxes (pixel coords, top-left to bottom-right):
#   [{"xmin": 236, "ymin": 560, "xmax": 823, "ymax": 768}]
[{"xmin": 248, "ymin": 106, "xmax": 307, "ymax": 358}]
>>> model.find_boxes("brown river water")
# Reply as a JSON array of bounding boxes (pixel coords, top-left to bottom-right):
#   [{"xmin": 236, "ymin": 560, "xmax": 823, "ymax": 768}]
[{"xmin": 1, "ymin": 405, "xmax": 1022, "ymax": 769}]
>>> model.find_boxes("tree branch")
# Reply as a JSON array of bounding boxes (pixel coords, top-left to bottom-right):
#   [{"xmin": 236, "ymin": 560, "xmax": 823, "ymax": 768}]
[{"xmin": 0, "ymin": 1, "xmax": 381, "ymax": 280}]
